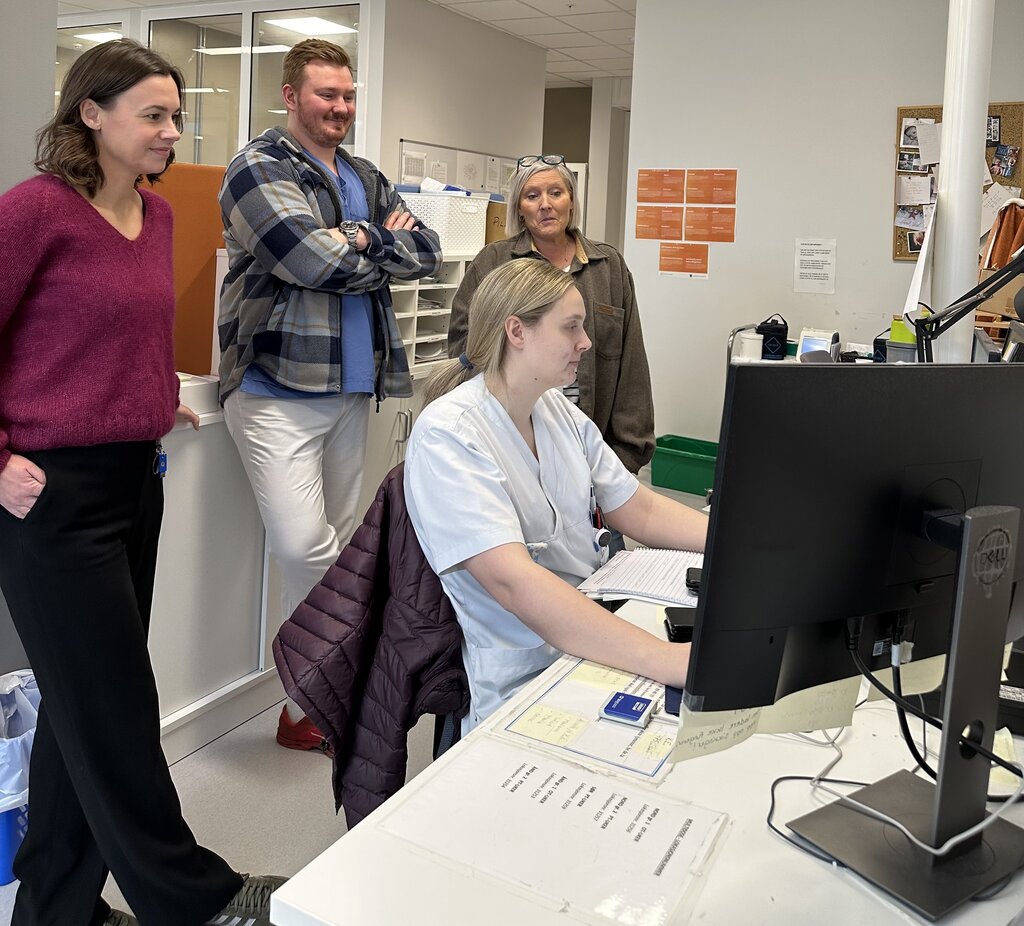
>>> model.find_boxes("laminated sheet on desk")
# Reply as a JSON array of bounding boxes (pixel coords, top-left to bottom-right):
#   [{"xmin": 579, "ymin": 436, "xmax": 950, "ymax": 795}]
[
  {"xmin": 378, "ymin": 735, "xmax": 727, "ymax": 926},
  {"xmin": 498, "ymin": 658, "xmax": 678, "ymax": 779}
]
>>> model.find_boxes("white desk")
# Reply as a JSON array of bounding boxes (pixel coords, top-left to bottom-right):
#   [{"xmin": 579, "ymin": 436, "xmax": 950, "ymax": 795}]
[{"xmin": 271, "ymin": 602, "xmax": 1024, "ymax": 925}]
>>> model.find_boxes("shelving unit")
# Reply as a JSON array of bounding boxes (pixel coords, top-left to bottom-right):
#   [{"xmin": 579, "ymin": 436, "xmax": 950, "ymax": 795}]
[{"xmin": 390, "ymin": 254, "xmax": 476, "ymax": 371}]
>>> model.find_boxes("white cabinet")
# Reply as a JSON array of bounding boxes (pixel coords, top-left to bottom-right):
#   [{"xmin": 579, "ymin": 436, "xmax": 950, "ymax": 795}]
[
  {"xmin": 355, "ymin": 252, "xmax": 475, "ymax": 512},
  {"xmin": 390, "ymin": 254, "xmax": 475, "ymax": 373},
  {"xmin": 356, "ymin": 382, "xmax": 425, "ymax": 520}
]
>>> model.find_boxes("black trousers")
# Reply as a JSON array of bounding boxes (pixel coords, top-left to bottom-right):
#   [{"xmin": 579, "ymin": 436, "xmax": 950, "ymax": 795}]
[{"xmin": 0, "ymin": 443, "xmax": 242, "ymax": 926}]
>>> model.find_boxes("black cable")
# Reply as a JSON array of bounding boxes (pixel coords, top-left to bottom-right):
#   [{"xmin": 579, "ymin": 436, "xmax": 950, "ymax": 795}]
[
  {"xmin": 892, "ymin": 662, "xmax": 937, "ymax": 780},
  {"xmin": 890, "ymin": 619, "xmax": 938, "ymax": 779},
  {"xmin": 851, "ymin": 649, "xmax": 1023, "ymax": 779}
]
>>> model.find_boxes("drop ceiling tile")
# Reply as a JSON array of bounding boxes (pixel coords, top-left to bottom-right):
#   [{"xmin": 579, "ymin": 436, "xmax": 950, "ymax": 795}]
[
  {"xmin": 553, "ymin": 10, "xmax": 633, "ymax": 30},
  {"xmin": 536, "ymin": 31, "xmax": 605, "ymax": 48},
  {"xmin": 545, "ymin": 77, "xmax": 587, "ymax": 88},
  {"xmin": 491, "ymin": 16, "xmax": 576, "ymax": 35},
  {"xmin": 548, "ymin": 59, "xmax": 599, "ymax": 72},
  {"xmin": 445, "ymin": 0, "xmax": 543, "ymax": 21},
  {"xmin": 588, "ymin": 56, "xmax": 632, "ymax": 68},
  {"xmin": 589, "ymin": 28, "xmax": 634, "ymax": 44},
  {"xmin": 524, "ymin": 0, "xmax": 616, "ymax": 14},
  {"xmin": 63, "ymin": 0, "xmax": 139, "ymax": 8},
  {"xmin": 563, "ymin": 43, "xmax": 625, "ymax": 60}
]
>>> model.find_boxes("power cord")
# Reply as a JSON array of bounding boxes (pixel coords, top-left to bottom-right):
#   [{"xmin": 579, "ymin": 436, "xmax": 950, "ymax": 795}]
[
  {"xmin": 766, "ymin": 728, "xmax": 864, "ymax": 866},
  {"xmin": 851, "ymin": 647, "xmax": 1022, "ymax": 779},
  {"xmin": 767, "ymin": 654, "xmax": 1024, "ymax": 891}
]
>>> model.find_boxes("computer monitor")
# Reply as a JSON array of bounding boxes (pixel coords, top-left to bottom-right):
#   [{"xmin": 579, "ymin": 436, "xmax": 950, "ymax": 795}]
[
  {"xmin": 1002, "ymin": 319, "xmax": 1024, "ymax": 362},
  {"xmin": 683, "ymin": 361, "xmax": 1024, "ymax": 919},
  {"xmin": 973, "ymin": 327, "xmax": 1001, "ymax": 363}
]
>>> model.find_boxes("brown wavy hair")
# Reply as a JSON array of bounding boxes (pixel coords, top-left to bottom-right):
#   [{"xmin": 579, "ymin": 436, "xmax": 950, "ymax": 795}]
[
  {"xmin": 35, "ymin": 39, "xmax": 184, "ymax": 197},
  {"xmin": 281, "ymin": 39, "xmax": 352, "ymax": 90}
]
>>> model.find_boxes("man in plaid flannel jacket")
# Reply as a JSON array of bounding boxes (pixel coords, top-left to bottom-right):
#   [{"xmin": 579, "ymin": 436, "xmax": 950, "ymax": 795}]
[{"xmin": 217, "ymin": 39, "xmax": 442, "ymax": 752}]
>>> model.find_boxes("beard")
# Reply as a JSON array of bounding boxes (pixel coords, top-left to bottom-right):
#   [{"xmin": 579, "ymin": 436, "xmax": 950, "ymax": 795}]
[{"xmin": 295, "ymin": 104, "xmax": 350, "ymax": 149}]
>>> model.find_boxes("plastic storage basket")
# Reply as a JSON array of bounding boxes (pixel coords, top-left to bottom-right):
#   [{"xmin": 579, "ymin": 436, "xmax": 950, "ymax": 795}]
[
  {"xmin": 651, "ymin": 435, "xmax": 719, "ymax": 497},
  {"xmin": 0, "ymin": 804, "xmax": 28, "ymax": 886},
  {"xmin": 402, "ymin": 191, "xmax": 490, "ymax": 255}
]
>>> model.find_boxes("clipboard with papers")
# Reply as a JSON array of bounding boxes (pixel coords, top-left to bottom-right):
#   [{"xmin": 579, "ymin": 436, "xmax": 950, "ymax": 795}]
[{"xmin": 577, "ymin": 548, "xmax": 704, "ymax": 607}]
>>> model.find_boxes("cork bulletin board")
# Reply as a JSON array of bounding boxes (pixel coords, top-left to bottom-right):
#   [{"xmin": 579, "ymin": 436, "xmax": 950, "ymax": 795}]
[{"xmin": 893, "ymin": 101, "xmax": 1024, "ymax": 261}]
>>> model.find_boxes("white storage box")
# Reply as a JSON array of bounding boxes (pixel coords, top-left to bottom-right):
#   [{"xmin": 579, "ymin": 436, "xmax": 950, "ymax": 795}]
[{"xmin": 402, "ymin": 191, "xmax": 490, "ymax": 256}]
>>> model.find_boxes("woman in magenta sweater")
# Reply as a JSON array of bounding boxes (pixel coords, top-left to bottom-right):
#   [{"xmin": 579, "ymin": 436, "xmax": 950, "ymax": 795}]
[{"xmin": 0, "ymin": 40, "xmax": 280, "ymax": 926}]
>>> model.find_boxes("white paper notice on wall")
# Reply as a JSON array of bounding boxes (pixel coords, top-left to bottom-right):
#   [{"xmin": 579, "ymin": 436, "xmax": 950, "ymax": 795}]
[
  {"xmin": 401, "ymin": 150, "xmax": 427, "ymax": 185},
  {"xmin": 486, "ymin": 156, "xmax": 502, "ymax": 194},
  {"xmin": 456, "ymin": 151, "xmax": 486, "ymax": 191},
  {"xmin": 793, "ymin": 238, "xmax": 837, "ymax": 294}
]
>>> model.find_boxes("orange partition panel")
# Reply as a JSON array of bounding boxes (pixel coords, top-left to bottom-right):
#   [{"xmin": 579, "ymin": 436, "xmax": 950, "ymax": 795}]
[{"xmin": 151, "ymin": 163, "xmax": 226, "ymax": 375}]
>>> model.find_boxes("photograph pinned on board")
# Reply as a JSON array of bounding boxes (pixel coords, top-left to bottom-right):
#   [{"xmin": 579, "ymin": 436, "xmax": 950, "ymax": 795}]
[
  {"xmin": 991, "ymin": 144, "xmax": 1020, "ymax": 179},
  {"xmin": 929, "ymin": 171, "xmax": 938, "ymax": 203},
  {"xmin": 895, "ymin": 204, "xmax": 926, "ymax": 232},
  {"xmin": 900, "ymin": 117, "xmax": 934, "ymax": 149},
  {"xmin": 987, "ymin": 116, "xmax": 1001, "ymax": 146},
  {"xmin": 897, "ymin": 150, "xmax": 927, "ymax": 173},
  {"xmin": 907, "ymin": 229, "xmax": 925, "ymax": 254}
]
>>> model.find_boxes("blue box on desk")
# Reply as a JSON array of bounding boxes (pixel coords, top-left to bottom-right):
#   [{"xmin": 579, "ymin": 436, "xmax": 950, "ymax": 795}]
[
  {"xmin": 0, "ymin": 804, "xmax": 28, "ymax": 885},
  {"xmin": 651, "ymin": 435, "xmax": 718, "ymax": 497}
]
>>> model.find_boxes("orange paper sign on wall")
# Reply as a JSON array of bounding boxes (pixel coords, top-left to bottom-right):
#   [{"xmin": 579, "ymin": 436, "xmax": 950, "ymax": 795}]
[
  {"xmin": 635, "ymin": 205, "xmax": 683, "ymax": 240},
  {"xmin": 637, "ymin": 169, "xmax": 686, "ymax": 203},
  {"xmin": 684, "ymin": 206, "xmax": 736, "ymax": 243},
  {"xmin": 685, "ymin": 169, "xmax": 737, "ymax": 205},
  {"xmin": 659, "ymin": 242, "xmax": 709, "ymax": 275}
]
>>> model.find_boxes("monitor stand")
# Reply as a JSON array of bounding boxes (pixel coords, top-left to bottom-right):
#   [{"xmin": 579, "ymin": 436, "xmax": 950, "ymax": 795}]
[{"xmin": 788, "ymin": 506, "xmax": 1024, "ymax": 921}]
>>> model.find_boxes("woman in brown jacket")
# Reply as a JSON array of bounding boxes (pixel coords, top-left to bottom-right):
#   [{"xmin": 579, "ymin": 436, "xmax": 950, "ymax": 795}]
[{"xmin": 447, "ymin": 156, "xmax": 655, "ymax": 484}]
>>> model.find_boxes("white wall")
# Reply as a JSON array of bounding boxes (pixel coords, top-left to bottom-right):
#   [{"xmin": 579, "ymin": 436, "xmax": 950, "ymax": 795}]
[
  {"xmin": 0, "ymin": 0, "xmax": 57, "ymax": 195},
  {"xmin": 605, "ymin": 106, "xmax": 629, "ymax": 252},
  {"xmin": 626, "ymin": 0, "xmax": 1024, "ymax": 444},
  {"xmin": 0, "ymin": 0, "xmax": 53, "ymax": 670},
  {"xmin": 378, "ymin": 0, "xmax": 546, "ymax": 181}
]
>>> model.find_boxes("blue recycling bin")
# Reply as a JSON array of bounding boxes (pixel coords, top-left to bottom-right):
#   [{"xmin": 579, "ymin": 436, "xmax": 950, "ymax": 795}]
[
  {"xmin": 0, "ymin": 671, "xmax": 38, "ymax": 884},
  {"xmin": 0, "ymin": 804, "xmax": 28, "ymax": 885}
]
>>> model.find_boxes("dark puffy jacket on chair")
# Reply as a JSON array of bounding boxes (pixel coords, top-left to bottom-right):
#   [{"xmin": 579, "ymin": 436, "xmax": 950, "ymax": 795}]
[{"xmin": 273, "ymin": 463, "xmax": 469, "ymax": 827}]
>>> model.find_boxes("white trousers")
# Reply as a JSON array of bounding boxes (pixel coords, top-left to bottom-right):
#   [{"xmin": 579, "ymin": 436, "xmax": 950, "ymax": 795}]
[{"xmin": 224, "ymin": 389, "xmax": 371, "ymax": 622}]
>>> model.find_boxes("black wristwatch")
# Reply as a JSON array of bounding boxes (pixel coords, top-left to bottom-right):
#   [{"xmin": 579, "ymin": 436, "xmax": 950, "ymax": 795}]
[{"xmin": 339, "ymin": 221, "xmax": 360, "ymax": 248}]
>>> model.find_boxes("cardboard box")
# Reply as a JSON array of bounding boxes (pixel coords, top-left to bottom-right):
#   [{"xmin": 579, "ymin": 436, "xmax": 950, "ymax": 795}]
[
  {"xmin": 979, "ymin": 268, "xmax": 1024, "ymax": 317},
  {"xmin": 485, "ymin": 200, "xmax": 507, "ymax": 244}
]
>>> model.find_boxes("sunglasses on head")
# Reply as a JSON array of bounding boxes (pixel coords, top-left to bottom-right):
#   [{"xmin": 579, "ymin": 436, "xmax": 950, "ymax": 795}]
[{"xmin": 517, "ymin": 154, "xmax": 566, "ymax": 168}]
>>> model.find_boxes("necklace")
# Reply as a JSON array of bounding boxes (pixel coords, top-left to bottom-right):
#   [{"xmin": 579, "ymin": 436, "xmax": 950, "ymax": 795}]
[{"xmin": 560, "ymin": 235, "xmax": 575, "ymax": 268}]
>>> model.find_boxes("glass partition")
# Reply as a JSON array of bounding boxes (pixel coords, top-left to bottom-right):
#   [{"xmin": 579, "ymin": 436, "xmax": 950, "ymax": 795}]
[
  {"xmin": 56, "ymin": 24, "xmax": 123, "ymax": 109},
  {"xmin": 150, "ymin": 15, "xmax": 243, "ymax": 166},
  {"xmin": 250, "ymin": 5, "xmax": 359, "ymax": 148}
]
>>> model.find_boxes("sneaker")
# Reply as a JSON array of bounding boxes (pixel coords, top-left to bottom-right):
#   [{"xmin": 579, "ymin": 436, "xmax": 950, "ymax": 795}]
[
  {"xmin": 206, "ymin": 873, "xmax": 287, "ymax": 926},
  {"xmin": 103, "ymin": 912, "xmax": 138, "ymax": 926},
  {"xmin": 275, "ymin": 706, "xmax": 333, "ymax": 757}
]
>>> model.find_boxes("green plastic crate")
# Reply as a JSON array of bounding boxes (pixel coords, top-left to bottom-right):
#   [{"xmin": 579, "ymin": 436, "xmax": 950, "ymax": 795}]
[{"xmin": 651, "ymin": 435, "xmax": 718, "ymax": 497}]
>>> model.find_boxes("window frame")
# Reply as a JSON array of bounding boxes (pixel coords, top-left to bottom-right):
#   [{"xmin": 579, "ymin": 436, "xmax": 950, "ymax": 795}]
[{"xmin": 55, "ymin": 0, "xmax": 380, "ymax": 165}]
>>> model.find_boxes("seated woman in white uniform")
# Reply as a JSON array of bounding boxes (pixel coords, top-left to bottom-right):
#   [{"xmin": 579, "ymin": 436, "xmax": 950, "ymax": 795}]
[{"xmin": 405, "ymin": 259, "xmax": 708, "ymax": 733}]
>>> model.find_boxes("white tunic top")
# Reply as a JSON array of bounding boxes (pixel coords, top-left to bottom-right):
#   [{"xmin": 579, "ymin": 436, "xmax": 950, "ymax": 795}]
[{"xmin": 404, "ymin": 375, "xmax": 638, "ymax": 732}]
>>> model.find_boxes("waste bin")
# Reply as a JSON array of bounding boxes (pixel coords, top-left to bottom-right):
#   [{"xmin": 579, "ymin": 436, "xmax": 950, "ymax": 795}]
[
  {"xmin": 651, "ymin": 435, "xmax": 719, "ymax": 498},
  {"xmin": 0, "ymin": 671, "xmax": 38, "ymax": 885}
]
